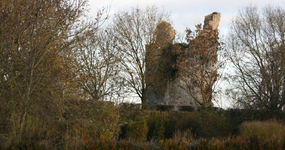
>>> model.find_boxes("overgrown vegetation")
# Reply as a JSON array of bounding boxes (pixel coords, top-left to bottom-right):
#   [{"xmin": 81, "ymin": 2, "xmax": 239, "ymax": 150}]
[
  {"xmin": 1, "ymin": 0, "xmax": 285, "ymax": 149},
  {"xmin": 2, "ymin": 107, "xmax": 285, "ymax": 149},
  {"xmin": 240, "ymin": 120, "xmax": 285, "ymax": 143}
]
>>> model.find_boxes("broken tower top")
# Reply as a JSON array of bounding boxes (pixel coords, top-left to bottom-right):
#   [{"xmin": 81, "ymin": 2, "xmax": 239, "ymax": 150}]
[{"xmin": 203, "ymin": 12, "xmax": 220, "ymax": 30}]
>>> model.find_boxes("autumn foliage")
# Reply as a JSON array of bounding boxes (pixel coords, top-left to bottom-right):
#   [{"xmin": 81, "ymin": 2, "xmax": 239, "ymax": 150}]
[
  {"xmin": 1, "ymin": 0, "xmax": 285, "ymax": 149},
  {"xmin": 174, "ymin": 24, "xmax": 220, "ymax": 107}
]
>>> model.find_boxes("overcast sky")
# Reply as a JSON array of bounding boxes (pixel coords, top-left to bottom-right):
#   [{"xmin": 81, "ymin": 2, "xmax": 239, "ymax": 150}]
[{"xmin": 88, "ymin": 0, "xmax": 285, "ymax": 36}]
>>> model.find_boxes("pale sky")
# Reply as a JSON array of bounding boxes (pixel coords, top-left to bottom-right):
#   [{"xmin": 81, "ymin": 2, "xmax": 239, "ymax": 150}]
[{"xmin": 88, "ymin": 0, "xmax": 285, "ymax": 36}]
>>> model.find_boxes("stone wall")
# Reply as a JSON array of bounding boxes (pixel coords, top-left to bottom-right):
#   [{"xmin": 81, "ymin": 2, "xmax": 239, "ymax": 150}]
[
  {"xmin": 146, "ymin": 12, "xmax": 220, "ymax": 111},
  {"xmin": 204, "ymin": 12, "xmax": 220, "ymax": 30}
]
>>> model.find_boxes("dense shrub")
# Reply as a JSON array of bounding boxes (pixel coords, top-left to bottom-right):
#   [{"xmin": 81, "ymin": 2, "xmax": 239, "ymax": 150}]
[
  {"xmin": 163, "ymin": 112, "xmax": 177, "ymax": 139},
  {"xmin": 6, "ymin": 135, "xmax": 285, "ymax": 150},
  {"xmin": 172, "ymin": 129, "xmax": 194, "ymax": 143},
  {"xmin": 198, "ymin": 136, "xmax": 284, "ymax": 150},
  {"xmin": 0, "ymin": 100, "xmax": 121, "ymax": 149},
  {"xmin": 3, "ymin": 106, "xmax": 285, "ymax": 149},
  {"xmin": 226, "ymin": 109, "xmax": 285, "ymax": 135},
  {"xmin": 61, "ymin": 100, "xmax": 121, "ymax": 148},
  {"xmin": 118, "ymin": 104, "xmax": 149, "ymax": 141},
  {"xmin": 196, "ymin": 109, "xmax": 234, "ymax": 138},
  {"xmin": 125, "ymin": 115, "xmax": 149, "ymax": 142},
  {"xmin": 159, "ymin": 139, "xmax": 188, "ymax": 150},
  {"xmin": 175, "ymin": 109, "xmax": 233, "ymax": 138},
  {"xmin": 147, "ymin": 112, "xmax": 165, "ymax": 140},
  {"xmin": 240, "ymin": 120, "xmax": 285, "ymax": 143}
]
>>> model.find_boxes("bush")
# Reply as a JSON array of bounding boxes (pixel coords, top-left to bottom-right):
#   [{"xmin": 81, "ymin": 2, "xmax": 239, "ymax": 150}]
[
  {"xmin": 62, "ymin": 100, "xmax": 120, "ymax": 148},
  {"xmin": 175, "ymin": 110, "xmax": 233, "ymax": 138},
  {"xmin": 196, "ymin": 136, "xmax": 284, "ymax": 150},
  {"xmin": 240, "ymin": 120, "xmax": 285, "ymax": 143},
  {"xmin": 196, "ymin": 109, "xmax": 233, "ymax": 138},
  {"xmin": 125, "ymin": 115, "xmax": 149, "ymax": 142},
  {"xmin": 147, "ymin": 112, "xmax": 165, "ymax": 140},
  {"xmin": 159, "ymin": 139, "xmax": 188, "ymax": 150},
  {"xmin": 161, "ymin": 111, "xmax": 177, "ymax": 139},
  {"xmin": 119, "ymin": 106, "xmax": 149, "ymax": 141},
  {"xmin": 172, "ymin": 129, "xmax": 194, "ymax": 143},
  {"xmin": 0, "ymin": 100, "xmax": 121, "ymax": 149}
]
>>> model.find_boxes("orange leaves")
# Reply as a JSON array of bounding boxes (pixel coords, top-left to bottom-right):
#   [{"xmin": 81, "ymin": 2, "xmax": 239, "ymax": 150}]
[{"xmin": 174, "ymin": 23, "xmax": 220, "ymax": 107}]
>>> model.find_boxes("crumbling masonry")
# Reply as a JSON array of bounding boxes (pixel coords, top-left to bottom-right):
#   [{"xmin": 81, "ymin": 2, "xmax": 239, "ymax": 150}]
[{"xmin": 146, "ymin": 12, "xmax": 220, "ymax": 111}]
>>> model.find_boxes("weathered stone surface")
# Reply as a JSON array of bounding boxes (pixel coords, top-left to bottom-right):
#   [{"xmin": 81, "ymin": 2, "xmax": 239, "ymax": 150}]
[
  {"xmin": 155, "ymin": 21, "xmax": 175, "ymax": 44},
  {"xmin": 146, "ymin": 12, "xmax": 220, "ymax": 111},
  {"xmin": 203, "ymin": 12, "xmax": 220, "ymax": 30}
]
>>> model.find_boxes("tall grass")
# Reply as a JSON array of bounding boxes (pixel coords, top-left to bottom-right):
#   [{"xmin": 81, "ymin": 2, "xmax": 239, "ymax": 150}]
[{"xmin": 240, "ymin": 120, "xmax": 285, "ymax": 143}]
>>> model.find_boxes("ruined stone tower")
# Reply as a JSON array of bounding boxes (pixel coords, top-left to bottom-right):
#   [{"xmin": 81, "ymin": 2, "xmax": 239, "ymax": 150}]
[
  {"xmin": 203, "ymin": 12, "xmax": 220, "ymax": 30},
  {"xmin": 155, "ymin": 21, "xmax": 175, "ymax": 44},
  {"xmin": 146, "ymin": 12, "xmax": 220, "ymax": 111}
]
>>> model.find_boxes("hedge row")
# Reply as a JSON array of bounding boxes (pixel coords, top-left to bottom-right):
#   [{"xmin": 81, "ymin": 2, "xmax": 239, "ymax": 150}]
[
  {"xmin": 7, "ymin": 136, "xmax": 285, "ymax": 150},
  {"xmin": 1, "ymin": 104, "xmax": 285, "ymax": 149}
]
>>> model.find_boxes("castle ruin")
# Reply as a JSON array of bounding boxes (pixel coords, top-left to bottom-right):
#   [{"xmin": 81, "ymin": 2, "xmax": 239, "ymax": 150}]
[{"xmin": 146, "ymin": 12, "xmax": 220, "ymax": 111}]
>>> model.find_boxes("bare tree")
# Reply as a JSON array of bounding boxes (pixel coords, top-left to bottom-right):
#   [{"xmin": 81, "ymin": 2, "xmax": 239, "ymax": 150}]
[
  {"xmin": 227, "ymin": 5, "xmax": 285, "ymax": 111},
  {"xmin": 111, "ymin": 6, "xmax": 170, "ymax": 108},
  {"xmin": 76, "ymin": 27, "xmax": 123, "ymax": 101}
]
